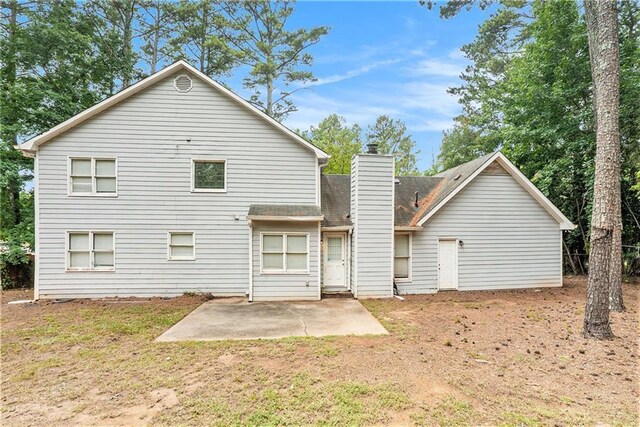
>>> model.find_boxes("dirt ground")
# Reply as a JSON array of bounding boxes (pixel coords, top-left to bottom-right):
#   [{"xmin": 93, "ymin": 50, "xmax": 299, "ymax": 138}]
[{"xmin": 1, "ymin": 276, "xmax": 638, "ymax": 426}]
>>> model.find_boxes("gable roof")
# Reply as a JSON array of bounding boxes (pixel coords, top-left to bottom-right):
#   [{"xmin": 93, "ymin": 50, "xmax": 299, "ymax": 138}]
[
  {"xmin": 320, "ymin": 151, "xmax": 575, "ymax": 231},
  {"xmin": 18, "ymin": 60, "xmax": 329, "ymax": 160},
  {"xmin": 411, "ymin": 152, "xmax": 495, "ymax": 226},
  {"xmin": 415, "ymin": 151, "xmax": 575, "ymax": 230}
]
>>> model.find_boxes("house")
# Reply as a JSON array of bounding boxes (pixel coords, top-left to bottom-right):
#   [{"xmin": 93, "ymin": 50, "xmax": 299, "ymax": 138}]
[{"xmin": 19, "ymin": 61, "xmax": 575, "ymax": 301}]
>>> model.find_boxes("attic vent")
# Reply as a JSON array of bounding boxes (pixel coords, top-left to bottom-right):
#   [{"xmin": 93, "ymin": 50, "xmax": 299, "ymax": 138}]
[{"xmin": 173, "ymin": 75, "xmax": 193, "ymax": 93}]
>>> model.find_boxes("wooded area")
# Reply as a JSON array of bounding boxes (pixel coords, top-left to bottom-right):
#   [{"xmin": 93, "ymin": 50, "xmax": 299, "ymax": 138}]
[
  {"xmin": 427, "ymin": 0, "xmax": 639, "ymax": 281},
  {"xmin": 1, "ymin": 0, "xmax": 638, "ymax": 323}
]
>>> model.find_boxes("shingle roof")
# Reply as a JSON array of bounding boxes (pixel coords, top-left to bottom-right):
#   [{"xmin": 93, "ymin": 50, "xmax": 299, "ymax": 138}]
[
  {"xmin": 248, "ymin": 204, "xmax": 322, "ymax": 218},
  {"xmin": 321, "ymin": 175, "xmax": 352, "ymax": 227},
  {"xmin": 320, "ymin": 152, "xmax": 498, "ymax": 228},
  {"xmin": 321, "ymin": 175, "xmax": 442, "ymax": 227},
  {"xmin": 412, "ymin": 152, "xmax": 496, "ymax": 225},
  {"xmin": 394, "ymin": 176, "xmax": 443, "ymax": 226}
]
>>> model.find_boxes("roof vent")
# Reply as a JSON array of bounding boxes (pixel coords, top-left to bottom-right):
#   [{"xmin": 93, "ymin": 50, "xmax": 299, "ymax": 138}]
[
  {"xmin": 453, "ymin": 174, "xmax": 462, "ymax": 180},
  {"xmin": 173, "ymin": 75, "xmax": 193, "ymax": 93}
]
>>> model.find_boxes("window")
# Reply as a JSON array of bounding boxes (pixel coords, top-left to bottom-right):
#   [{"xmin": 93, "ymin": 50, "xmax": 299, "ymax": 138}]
[
  {"xmin": 67, "ymin": 232, "xmax": 114, "ymax": 271},
  {"xmin": 69, "ymin": 158, "xmax": 117, "ymax": 195},
  {"xmin": 394, "ymin": 233, "xmax": 411, "ymax": 280},
  {"xmin": 168, "ymin": 232, "xmax": 195, "ymax": 260},
  {"xmin": 192, "ymin": 160, "xmax": 226, "ymax": 191},
  {"xmin": 261, "ymin": 233, "xmax": 309, "ymax": 274}
]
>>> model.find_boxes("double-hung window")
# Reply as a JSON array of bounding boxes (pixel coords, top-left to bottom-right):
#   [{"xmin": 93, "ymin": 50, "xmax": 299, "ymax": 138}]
[
  {"xmin": 394, "ymin": 233, "xmax": 411, "ymax": 280},
  {"xmin": 69, "ymin": 158, "xmax": 117, "ymax": 195},
  {"xmin": 192, "ymin": 160, "xmax": 226, "ymax": 192},
  {"xmin": 168, "ymin": 232, "xmax": 195, "ymax": 260},
  {"xmin": 67, "ymin": 232, "xmax": 114, "ymax": 271},
  {"xmin": 261, "ymin": 233, "xmax": 309, "ymax": 274}
]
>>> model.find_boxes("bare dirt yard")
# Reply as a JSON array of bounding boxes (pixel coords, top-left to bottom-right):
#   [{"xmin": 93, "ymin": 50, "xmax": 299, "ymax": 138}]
[{"xmin": 1, "ymin": 276, "xmax": 638, "ymax": 426}]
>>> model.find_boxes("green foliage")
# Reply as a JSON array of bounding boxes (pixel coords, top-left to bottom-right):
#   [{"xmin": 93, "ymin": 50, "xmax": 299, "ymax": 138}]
[
  {"xmin": 168, "ymin": 0, "xmax": 239, "ymax": 77},
  {"xmin": 365, "ymin": 115, "xmax": 420, "ymax": 176},
  {"xmin": 227, "ymin": 1, "xmax": 329, "ymax": 120},
  {"xmin": 431, "ymin": 0, "xmax": 640, "ymax": 269},
  {"xmin": 304, "ymin": 114, "xmax": 422, "ymax": 176},
  {"xmin": 301, "ymin": 114, "xmax": 362, "ymax": 174}
]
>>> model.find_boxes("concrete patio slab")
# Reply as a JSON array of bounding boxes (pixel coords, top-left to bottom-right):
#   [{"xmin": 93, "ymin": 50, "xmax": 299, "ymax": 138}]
[{"xmin": 155, "ymin": 297, "xmax": 388, "ymax": 341}]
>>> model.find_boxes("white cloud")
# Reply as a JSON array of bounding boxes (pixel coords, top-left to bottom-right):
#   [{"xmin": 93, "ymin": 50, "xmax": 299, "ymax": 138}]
[
  {"xmin": 284, "ymin": 91, "xmax": 401, "ymax": 131},
  {"xmin": 409, "ymin": 59, "xmax": 464, "ymax": 77},
  {"xmin": 448, "ymin": 49, "xmax": 466, "ymax": 60},
  {"xmin": 410, "ymin": 119, "xmax": 455, "ymax": 132},
  {"xmin": 308, "ymin": 58, "xmax": 403, "ymax": 87},
  {"xmin": 285, "ymin": 78, "xmax": 460, "ymax": 134}
]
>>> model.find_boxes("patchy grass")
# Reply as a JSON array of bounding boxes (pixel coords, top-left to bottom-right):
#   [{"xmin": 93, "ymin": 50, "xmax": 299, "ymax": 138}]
[{"xmin": 1, "ymin": 277, "xmax": 638, "ymax": 426}]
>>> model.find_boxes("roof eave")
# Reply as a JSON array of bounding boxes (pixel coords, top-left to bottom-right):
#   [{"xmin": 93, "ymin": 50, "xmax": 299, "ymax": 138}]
[
  {"xmin": 247, "ymin": 215, "xmax": 324, "ymax": 222},
  {"xmin": 15, "ymin": 145, "xmax": 35, "ymax": 158}
]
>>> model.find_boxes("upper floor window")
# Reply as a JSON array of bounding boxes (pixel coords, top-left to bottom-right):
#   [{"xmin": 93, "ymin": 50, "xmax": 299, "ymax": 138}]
[
  {"xmin": 192, "ymin": 159, "xmax": 226, "ymax": 192},
  {"xmin": 67, "ymin": 231, "xmax": 114, "ymax": 271},
  {"xmin": 69, "ymin": 158, "xmax": 117, "ymax": 196},
  {"xmin": 394, "ymin": 233, "xmax": 411, "ymax": 281}
]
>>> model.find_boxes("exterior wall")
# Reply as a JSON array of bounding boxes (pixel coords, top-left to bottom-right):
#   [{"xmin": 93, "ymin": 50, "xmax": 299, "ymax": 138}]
[
  {"xmin": 36, "ymin": 71, "xmax": 319, "ymax": 298},
  {"xmin": 398, "ymin": 171, "xmax": 562, "ymax": 294},
  {"xmin": 350, "ymin": 154, "xmax": 394, "ymax": 298},
  {"xmin": 251, "ymin": 221, "xmax": 320, "ymax": 301}
]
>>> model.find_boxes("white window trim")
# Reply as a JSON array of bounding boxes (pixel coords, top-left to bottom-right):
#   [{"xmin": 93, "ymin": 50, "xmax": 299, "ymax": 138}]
[
  {"xmin": 65, "ymin": 231, "xmax": 115, "ymax": 272},
  {"xmin": 260, "ymin": 232, "xmax": 310, "ymax": 275},
  {"xmin": 67, "ymin": 157, "xmax": 118, "ymax": 197},
  {"xmin": 191, "ymin": 158, "xmax": 227, "ymax": 193},
  {"xmin": 394, "ymin": 232, "xmax": 412, "ymax": 282},
  {"xmin": 167, "ymin": 231, "xmax": 196, "ymax": 261}
]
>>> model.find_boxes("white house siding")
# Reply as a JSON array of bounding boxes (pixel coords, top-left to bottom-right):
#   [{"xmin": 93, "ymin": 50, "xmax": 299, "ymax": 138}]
[
  {"xmin": 251, "ymin": 221, "xmax": 320, "ymax": 301},
  {"xmin": 398, "ymin": 170, "xmax": 562, "ymax": 294},
  {"xmin": 350, "ymin": 155, "xmax": 394, "ymax": 298},
  {"xmin": 36, "ymin": 71, "xmax": 319, "ymax": 298}
]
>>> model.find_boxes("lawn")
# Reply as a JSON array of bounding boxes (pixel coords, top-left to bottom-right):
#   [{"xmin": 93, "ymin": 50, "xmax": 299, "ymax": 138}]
[{"xmin": 1, "ymin": 277, "xmax": 637, "ymax": 426}]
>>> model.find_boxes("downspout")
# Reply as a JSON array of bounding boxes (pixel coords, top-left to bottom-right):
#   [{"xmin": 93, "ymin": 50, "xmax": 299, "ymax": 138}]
[
  {"xmin": 34, "ymin": 151, "xmax": 39, "ymax": 300},
  {"xmin": 347, "ymin": 227, "xmax": 353, "ymax": 292},
  {"xmin": 248, "ymin": 219, "xmax": 253, "ymax": 302}
]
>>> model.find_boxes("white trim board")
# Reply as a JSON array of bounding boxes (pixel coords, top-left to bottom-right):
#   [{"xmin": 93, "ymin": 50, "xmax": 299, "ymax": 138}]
[
  {"xmin": 417, "ymin": 152, "xmax": 575, "ymax": 230},
  {"xmin": 18, "ymin": 61, "xmax": 330, "ymax": 161}
]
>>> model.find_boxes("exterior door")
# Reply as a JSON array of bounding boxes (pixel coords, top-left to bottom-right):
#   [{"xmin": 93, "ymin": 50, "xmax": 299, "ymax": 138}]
[
  {"xmin": 324, "ymin": 235, "xmax": 346, "ymax": 288},
  {"xmin": 438, "ymin": 239, "xmax": 458, "ymax": 290}
]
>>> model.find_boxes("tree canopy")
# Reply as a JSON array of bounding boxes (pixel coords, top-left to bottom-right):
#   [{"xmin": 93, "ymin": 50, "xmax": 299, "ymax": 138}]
[{"xmin": 429, "ymin": 0, "xmax": 640, "ymax": 275}]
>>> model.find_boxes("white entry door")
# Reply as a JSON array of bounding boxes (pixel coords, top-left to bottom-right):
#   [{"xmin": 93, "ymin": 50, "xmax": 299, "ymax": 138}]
[
  {"xmin": 324, "ymin": 235, "xmax": 346, "ymax": 288},
  {"xmin": 438, "ymin": 239, "xmax": 458, "ymax": 290}
]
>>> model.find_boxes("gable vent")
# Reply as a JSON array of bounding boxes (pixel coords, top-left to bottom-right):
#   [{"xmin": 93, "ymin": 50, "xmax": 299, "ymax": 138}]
[{"xmin": 173, "ymin": 75, "xmax": 193, "ymax": 93}]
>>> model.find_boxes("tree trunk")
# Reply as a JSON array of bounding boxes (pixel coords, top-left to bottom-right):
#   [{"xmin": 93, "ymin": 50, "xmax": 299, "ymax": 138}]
[
  {"xmin": 583, "ymin": 0, "xmax": 621, "ymax": 339},
  {"xmin": 609, "ymin": 226, "xmax": 624, "ymax": 311},
  {"xmin": 266, "ymin": 78, "xmax": 273, "ymax": 117}
]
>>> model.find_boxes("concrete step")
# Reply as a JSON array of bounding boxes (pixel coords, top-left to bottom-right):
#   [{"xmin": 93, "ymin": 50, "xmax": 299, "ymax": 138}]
[{"xmin": 322, "ymin": 290, "xmax": 354, "ymax": 299}]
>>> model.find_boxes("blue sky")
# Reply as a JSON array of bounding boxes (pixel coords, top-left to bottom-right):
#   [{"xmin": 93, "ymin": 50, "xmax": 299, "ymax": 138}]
[{"xmin": 231, "ymin": 1, "xmax": 493, "ymax": 171}]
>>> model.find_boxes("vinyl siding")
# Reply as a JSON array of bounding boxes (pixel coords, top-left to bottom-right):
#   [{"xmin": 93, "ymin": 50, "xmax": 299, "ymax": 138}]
[
  {"xmin": 252, "ymin": 222, "xmax": 320, "ymax": 301},
  {"xmin": 398, "ymin": 171, "xmax": 562, "ymax": 294},
  {"xmin": 351, "ymin": 155, "xmax": 394, "ymax": 298},
  {"xmin": 36, "ymin": 71, "xmax": 319, "ymax": 298}
]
